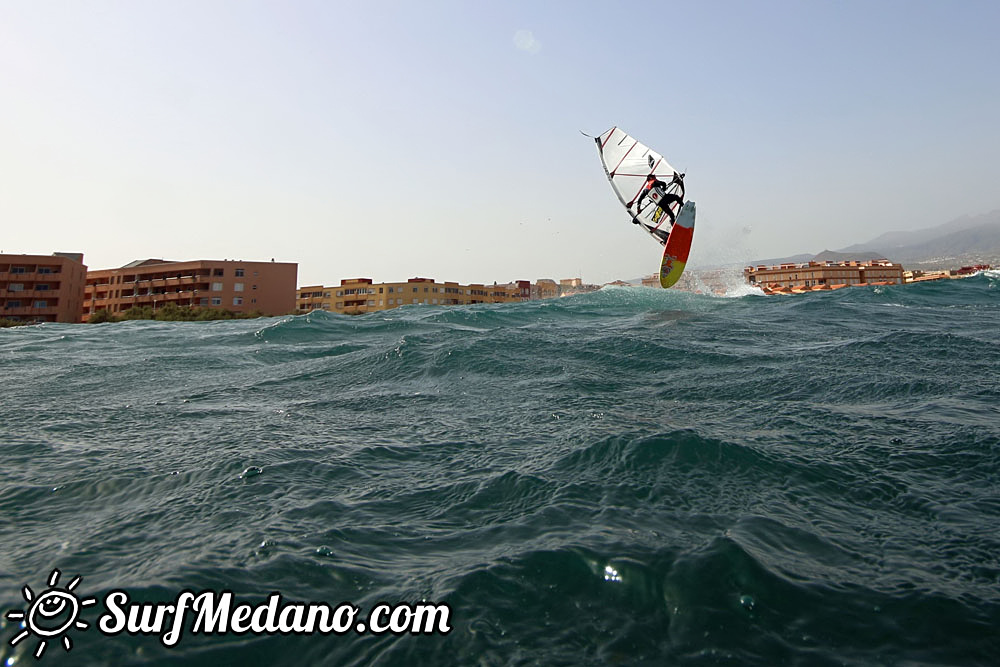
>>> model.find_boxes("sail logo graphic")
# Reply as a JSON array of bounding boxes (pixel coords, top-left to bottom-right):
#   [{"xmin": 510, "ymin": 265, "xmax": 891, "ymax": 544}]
[{"xmin": 5, "ymin": 569, "xmax": 97, "ymax": 659}]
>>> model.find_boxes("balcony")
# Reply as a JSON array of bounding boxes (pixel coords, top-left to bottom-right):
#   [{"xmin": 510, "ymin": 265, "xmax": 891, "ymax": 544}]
[
  {"xmin": 5, "ymin": 271, "xmax": 40, "ymax": 281},
  {"xmin": 5, "ymin": 306, "xmax": 57, "ymax": 315}
]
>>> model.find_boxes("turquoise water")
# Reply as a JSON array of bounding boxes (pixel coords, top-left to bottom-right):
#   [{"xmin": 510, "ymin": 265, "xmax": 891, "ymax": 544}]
[{"xmin": 2, "ymin": 274, "xmax": 998, "ymax": 665}]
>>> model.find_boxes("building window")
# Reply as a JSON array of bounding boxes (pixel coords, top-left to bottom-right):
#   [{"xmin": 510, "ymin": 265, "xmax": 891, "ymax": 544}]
[
  {"xmin": 213, "ymin": 268, "xmax": 224, "ymax": 276},
  {"xmin": 36, "ymin": 284, "xmax": 49, "ymax": 291},
  {"xmin": 211, "ymin": 297, "xmax": 222, "ymax": 306},
  {"xmin": 251, "ymin": 298, "xmax": 256, "ymax": 304},
  {"xmin": 235, "ymin": 269, "xmax": 245, "ymax": 277},
  {"xmin": 11, "ymin": 267, "xmax": 25, "ymax": 274},
  {"xmin": 212, "ymin": 282, "xmax": 223, "ymax": 291},
  {"xmin": 233, "ymin": 297, "xmax": 243, "ymax": 306},
  {"xmin": 34, "ymin": 301, "xmax": 48, "ymax": 308},
  {"xmin": 38, "ymin": 267, "xmax": 52, "ymax": 274},
  {"xmin": 234, "ymin": 283, "xmax": 244, "ymax": 292},
  {"xmin": 7, "ymin": 300, "xmax": 21, "ymax": 308},
  {"xmin": 9, "ymin": 283, "xmax": 23, "ymax": 291},
  {"xmin": 199, "ymin": 298, "xmax": 209, "ymax": 306},
  {"xmin": 253, "ymin": 285, "xmax": 258, "ymax": 290}
]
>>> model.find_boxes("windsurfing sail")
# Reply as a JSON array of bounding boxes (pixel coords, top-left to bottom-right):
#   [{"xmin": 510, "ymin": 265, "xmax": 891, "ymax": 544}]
[
  {"xmin": 593, "ymin": 127, "xmax": 686, "ymax": 243},
  {"xmin": 592, "ymin": 126, "xmax": 696, "ymax": 288}
]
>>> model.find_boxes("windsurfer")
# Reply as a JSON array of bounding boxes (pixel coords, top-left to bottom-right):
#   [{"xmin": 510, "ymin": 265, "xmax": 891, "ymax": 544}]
[
  {"xmin": 633, "ymin": 172, "xmax": 685, "ymax": 220},
  {"xmin": 593, "ymin": 128, "xmax": 696, "ymax": 286},
  {"xmin": 627, "ymin": 172, "xmax": 686, "ymax": 245}
]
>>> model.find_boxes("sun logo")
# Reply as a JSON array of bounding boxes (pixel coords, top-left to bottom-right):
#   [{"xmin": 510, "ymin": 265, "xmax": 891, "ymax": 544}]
[{"xmin": 5, "ymin": 569, "xmax": 97, "ymax": 659}]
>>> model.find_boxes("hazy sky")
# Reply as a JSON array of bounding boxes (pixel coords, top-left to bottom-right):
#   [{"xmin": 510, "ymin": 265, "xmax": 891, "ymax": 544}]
[{"xmin": 2, "ymin": 0, "xmax": 998, "ymax": 285}]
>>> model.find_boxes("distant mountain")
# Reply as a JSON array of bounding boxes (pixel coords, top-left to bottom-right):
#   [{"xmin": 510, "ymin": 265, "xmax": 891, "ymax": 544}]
[
  {"xmin": 836, "ymin": 209, "xmax": 1000, "ymax": 266},
  {"xmin": 748, "ymin": 249, "xmax": 889, "ymax": 268},
  {"xmin": 747, "ymin": 253, "xmax": 814, "ymax": 267},
  {"xmin": 749, "ymin": 209, "xmax": 1000, "ymax": 268},
  {"xmin": 812, "ymin": 249, "xmax": 887, "ymax": 263}
]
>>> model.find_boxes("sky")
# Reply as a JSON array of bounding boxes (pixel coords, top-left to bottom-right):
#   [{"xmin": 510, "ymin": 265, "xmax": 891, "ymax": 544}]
[{"xmin": 1, "ymin": 0, "xmax": 998, "ymax": 286}]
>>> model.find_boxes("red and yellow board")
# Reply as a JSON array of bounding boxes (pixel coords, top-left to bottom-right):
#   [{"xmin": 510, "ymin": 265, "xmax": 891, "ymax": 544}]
[{"xmin": 659, "ymin": 201, "xmax": 696, "ymax": 288}]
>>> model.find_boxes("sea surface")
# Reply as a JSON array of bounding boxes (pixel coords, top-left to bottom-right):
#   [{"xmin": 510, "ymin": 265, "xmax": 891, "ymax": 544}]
[{"xmin": 2, "ymin": 273, "xmax": 999, "ymax": 666}]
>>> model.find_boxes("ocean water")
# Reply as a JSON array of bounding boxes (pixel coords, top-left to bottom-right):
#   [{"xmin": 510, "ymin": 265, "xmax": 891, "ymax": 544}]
[{"xmin": 1, "ymin": 273, "xmax": 998, "ymax": 666}]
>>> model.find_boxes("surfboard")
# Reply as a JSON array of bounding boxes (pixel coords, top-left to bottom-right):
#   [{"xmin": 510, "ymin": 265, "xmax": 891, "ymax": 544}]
[{"xmin": 660, "ymin": 201, "xmax": 696, "ymax": 288}]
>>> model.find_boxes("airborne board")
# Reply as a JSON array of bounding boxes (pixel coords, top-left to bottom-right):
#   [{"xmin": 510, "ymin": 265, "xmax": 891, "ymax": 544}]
[
  {"xmin": 660, "ymin": 201, "xmax": 695, "ymax": 288},
  {"xmin": 593, "ymin": 127, "xmax": 696, "ymax": 288}
]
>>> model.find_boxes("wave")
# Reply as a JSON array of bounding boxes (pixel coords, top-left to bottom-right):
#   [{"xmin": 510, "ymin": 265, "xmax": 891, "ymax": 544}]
[{"xmin": 2, "ymin": 268, "xmax": 998, "ymax": 666}]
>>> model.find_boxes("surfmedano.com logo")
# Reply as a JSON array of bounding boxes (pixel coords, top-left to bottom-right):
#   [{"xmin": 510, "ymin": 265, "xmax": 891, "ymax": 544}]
[{"xmin": 6, "ymin": 569, "xmax": 451, "ymax": 659}]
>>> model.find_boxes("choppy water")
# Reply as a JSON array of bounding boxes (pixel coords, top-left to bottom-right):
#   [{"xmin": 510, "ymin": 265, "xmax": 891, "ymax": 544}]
[{"xmin": 2, "ymin": 273, "xmax": 999, "ymax": 666}]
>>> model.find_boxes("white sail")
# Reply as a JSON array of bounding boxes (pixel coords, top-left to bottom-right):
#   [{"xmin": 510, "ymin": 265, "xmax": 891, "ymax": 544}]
[{"xmin": 594, "ymin": 127, "xmax": 685, "ymax": 243}]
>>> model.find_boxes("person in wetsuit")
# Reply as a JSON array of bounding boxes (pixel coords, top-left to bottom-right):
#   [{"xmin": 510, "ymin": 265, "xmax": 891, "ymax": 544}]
[
  {"xmin": 633, "ymin": 172, "xmax": 685, "ymax": 217},
  {"xmin": 629, "ymin": 171, "xmax": 686, "ymax": 243}
]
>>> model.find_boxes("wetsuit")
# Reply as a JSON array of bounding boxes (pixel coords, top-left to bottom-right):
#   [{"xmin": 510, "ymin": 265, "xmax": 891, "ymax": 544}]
[{"xmin": 636, "ymin": 173, "xmax": 684, "ymax": 225}]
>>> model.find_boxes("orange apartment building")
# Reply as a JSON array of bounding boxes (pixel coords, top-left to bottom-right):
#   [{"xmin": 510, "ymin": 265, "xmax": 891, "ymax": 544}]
[
  {"xmin": 0, "ymin": 252, "xmax": 88, "ymax": 323},
  {"xmin": 532, "ymin": 279, "xmax": 560, "ymax": 300},
  {"xmin": 297, "ymin": 277, "xmax": 532, "ymax": 315},
  {"xmin": 744, "ymin": 259, "xmax": 904, "ymax": 294},
  {"xmin": 83, "ymin": 258, "xmax": 297, "ymax": 321}
]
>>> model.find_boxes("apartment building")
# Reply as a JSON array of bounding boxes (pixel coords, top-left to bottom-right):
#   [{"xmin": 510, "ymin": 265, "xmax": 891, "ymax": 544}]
[
  {"xmin": 745, "ymin": 260, "xmax": 904, "ymax": 293},
  {"xmin": 0, "ymin": 252, "xmax": 88, "ymax": 323},
  {"xmin": 83, "ymin": 258, "xmax": 297, "ymax": 321},
  {"xmin": 297, "ymin": 277, "xmax": 532, "ymax": 315},
  {"xmin": 532, "ymin": 279, "xmax": 559, "ymax": 300}
]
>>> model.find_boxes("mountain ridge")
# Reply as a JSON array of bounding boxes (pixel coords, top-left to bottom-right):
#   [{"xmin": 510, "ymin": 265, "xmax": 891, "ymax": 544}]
[{"xmin": 750, "ymin": 209, "xmax": 1000, "ymax": 268}]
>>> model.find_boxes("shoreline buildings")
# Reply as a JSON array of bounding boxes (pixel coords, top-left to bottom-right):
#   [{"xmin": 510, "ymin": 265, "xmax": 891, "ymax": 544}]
[
  {"xmin": 744, "ymin": 259, "xmax": 904, "ymax": 294},
  {"xmin": 297, "ymin": 277, "xmax": 533, "ymax": 315},
  {"xmin": 297, "ymin": 277, "xmax": 600, "ymax": 315},
  {"xmin": 0, "ymin": 253, "xmax": 88, "ymax": 323},
  {"xmin": 82, "ymin": 259, "xmax": 298, "ymax": 322},
  {"xmin": 905, "ymin": 265, "xmax": 992, "ymax": 283}
]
